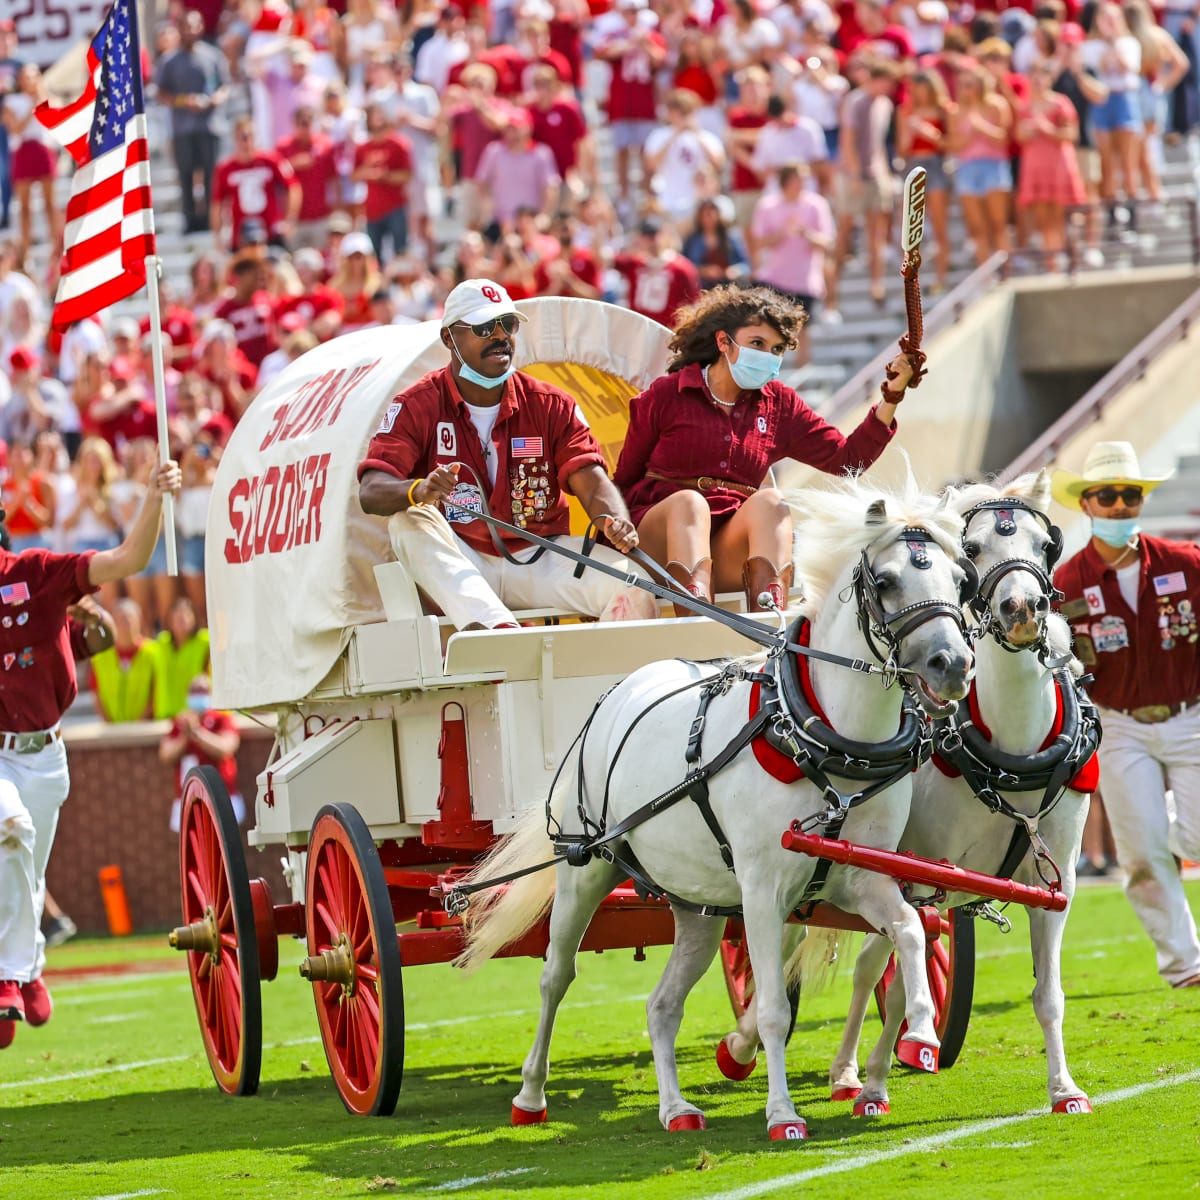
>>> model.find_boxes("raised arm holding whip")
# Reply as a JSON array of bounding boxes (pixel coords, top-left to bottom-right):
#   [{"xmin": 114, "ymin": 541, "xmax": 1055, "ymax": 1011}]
[{"xmin": 882, "ymin": 167, "xmax": 930, "ymax": 405}]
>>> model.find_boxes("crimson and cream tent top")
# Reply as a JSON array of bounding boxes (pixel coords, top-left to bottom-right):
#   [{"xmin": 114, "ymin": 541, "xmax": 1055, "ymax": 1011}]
[{"xmin": 206, "ymin": 298, "xmax": 673, "ymax": 710}]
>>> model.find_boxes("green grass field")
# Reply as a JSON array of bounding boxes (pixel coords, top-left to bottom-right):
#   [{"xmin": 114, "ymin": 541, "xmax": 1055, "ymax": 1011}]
[{"xmin": 3, "ymin": 880, "xmax": 1198, "ymax": 1200}]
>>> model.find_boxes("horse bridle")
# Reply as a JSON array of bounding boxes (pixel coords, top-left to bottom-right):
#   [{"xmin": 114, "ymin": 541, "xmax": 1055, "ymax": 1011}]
[
  {"xmin": 960, "ymin": 499, "xmax": 1065, "ymax": 657},
  {"xmin": 851, "ymin": 526, "xmax": 976, "ymax": 684}
]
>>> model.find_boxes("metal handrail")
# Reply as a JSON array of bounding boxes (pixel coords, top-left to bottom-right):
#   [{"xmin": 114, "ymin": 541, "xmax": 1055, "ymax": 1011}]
[
  {"xmin": 999, "ymin": 285, "xmax": 1200, "ymax": 482},
  {"xmin": 821, "ymin": 252, "xmax": 1009, "ymax": 422}
]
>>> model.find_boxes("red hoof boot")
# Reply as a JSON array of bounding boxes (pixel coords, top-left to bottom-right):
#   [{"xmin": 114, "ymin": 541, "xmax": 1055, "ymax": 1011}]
[
  {"xmin": 830, "ymin": 1085, "xmax": 862, "ymax": 1102},
  {"xmin": 897, "ymin": 1038, "xmax": 939, "ymax": 1073},
  {"xmin": 20, "ymin": 978, "xmax": 51, "ymax": 1026},
  {"xmin": 511, "ymin": 1104, "xmax": 548, "ymax": 1126},
  {"xmin": 0, "ymin": 980, "xmax": 24, "ymax": 1022},
  {"xmin": 716, "ymin": 1038, "xmax": 757, "ymax": 1081},
  {"xmin": 1052, "ymin": 1096, "xmax": 1093, "ymax": 1115},
  {"xmin": 768, "ymin": 1120, "xmax": 809, "ymax": 1142},
  {"xmin": 668, "ymin": 1113, "xmax": 707, "ymax": 1132},
  {"xmin": 853, "ymin": 1098, "xmax": 890, "ymax": 1117},
  {"xmin": 0, "ymin": 1019, "xmax": 15, "ymax": 1049}
]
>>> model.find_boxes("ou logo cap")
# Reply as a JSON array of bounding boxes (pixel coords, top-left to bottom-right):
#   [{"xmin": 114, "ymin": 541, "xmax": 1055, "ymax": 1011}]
[{"xmin": 440, "ymin": 278, "xmax": 529, "ymax": 330}]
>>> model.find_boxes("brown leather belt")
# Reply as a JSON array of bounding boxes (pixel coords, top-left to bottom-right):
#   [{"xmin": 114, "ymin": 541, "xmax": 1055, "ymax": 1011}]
[
  {"xmin": 1120, "ymin": 698, "xmax": 1200, "ymax": 724},
  {"xmin": 644, "ymin": 470, "xmax": 757, "ymax": 498}
]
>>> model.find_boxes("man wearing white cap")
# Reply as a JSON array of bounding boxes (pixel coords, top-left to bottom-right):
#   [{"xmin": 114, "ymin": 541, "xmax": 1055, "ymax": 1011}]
[
  {"xmin": 358, "ymin": 279, "xmax": 655, "ymax": 630},
  {"xmin": 1052, "ymin": 440, "xmax": 1200, "ymax": 989}
]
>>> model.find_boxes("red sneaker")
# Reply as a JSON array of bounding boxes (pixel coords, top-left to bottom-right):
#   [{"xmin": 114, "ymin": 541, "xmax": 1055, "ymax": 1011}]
[
  {"xmin": 0, "ymin": 1019, "xmax": 15, "ymax": 1049},
  {"xmin": 20, "ymin": 978, "xmax": 52, "ymax": 1026},
  {"xmin": 0, "ymin": 980, "xmax": 24, "ymax": 1022}
]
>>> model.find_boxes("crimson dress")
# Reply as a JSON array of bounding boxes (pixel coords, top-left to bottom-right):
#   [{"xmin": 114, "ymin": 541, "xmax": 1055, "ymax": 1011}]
[{"xmin": 1017, "ymin": 95, "xmax": 1086, "ymax": 208}]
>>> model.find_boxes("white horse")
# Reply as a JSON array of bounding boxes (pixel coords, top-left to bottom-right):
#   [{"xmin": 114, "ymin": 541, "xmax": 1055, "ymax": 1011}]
[
  {"xmin": 455, "ymin": 477, "xmax": 976, "ymax": 1141},
  {"xmin": 824, "ymin": 471, "xmax": 1100, "ymax": 1115}
]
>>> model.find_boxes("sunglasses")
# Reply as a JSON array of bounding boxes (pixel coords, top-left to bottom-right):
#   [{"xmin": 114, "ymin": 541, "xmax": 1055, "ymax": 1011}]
[
  {"xmin": 1083, "ymin": 486, "xmax": 1144, "ymax": 507},
  {"xmin": 457, "ymin": 315, "xmax": 519, "ymax": 338}
]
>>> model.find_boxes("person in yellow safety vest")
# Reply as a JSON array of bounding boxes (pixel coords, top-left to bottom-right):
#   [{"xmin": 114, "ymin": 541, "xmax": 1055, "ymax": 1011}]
[
  {"xmin": 91, "ymin": 599, "xmax": 160, "ymax": 722},
  {"xmin": 152, "ymin": 597, "xmax": 210, "ymax": 719}
]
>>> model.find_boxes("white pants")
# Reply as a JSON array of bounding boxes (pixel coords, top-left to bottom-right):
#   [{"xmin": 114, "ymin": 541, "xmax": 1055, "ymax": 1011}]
[
  {"xmin": 389, "ymin": 505, "xmax": 657, "ymax": 629},
  {"xmin": 1096, "ymin": 706, "xmax": 1200, "ymax": 985},
  {"xmin": 0, "ymin": 740, "xmax": 70, "ymax": 983}
]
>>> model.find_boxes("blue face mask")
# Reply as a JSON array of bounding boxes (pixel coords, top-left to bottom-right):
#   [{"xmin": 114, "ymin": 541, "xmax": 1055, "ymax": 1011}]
[
  {"xmin": 1092, "ymin": 516, "xmax": 1141, "ymax": 548},
  {"xmin": 724, "ymin": 340, "xmax": 783, "ymax": 391},
  {"xmin": 449, "ymin": 332, "xmax": 516, "ymax": 390}
]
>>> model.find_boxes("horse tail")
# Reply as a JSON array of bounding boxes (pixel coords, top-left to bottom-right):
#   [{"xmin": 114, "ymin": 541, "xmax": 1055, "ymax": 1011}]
[
  {"xmin": 454, "ymin": 783, "xmax": 567, "ymax": 974},
  {"xmin": 786, "ymin": 927, "xmax": 857, "ymax": 995}
]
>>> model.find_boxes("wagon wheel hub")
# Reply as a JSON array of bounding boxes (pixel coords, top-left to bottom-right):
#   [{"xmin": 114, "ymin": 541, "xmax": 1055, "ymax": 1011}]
[
  {"xmin": 169, "ymin": 905, "xmax": 220, "ymax": 964},
  {"xmin": 300, "ymin": 932, "xmax": 357, "ymax": 996}
]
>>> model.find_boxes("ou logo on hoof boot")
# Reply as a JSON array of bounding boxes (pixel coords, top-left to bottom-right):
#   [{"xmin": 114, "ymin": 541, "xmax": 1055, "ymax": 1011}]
[
  {"xmin": 1053, "ymin": 1097, "xmax": 1094, "ymax": 1115},
  {"xmin": 896, "ymin": 1039, "xmax": 940, "ymax": 1073},
  {"xmin": 854, "ymin": 1099, "xmax": 890, "ymax": 1117},
  {"xmin": 768, "ymin": 1121, "xmax": 809, "ymax": 1142}
]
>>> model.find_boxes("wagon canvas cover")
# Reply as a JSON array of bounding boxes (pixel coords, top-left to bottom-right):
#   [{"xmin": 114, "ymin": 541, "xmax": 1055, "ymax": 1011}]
[{"xmin": 206, "ymin": 299, "xmax": 672, "ymax": 710}]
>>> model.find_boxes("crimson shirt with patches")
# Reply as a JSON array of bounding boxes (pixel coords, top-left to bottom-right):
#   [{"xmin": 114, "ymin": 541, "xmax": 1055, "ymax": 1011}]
[
  {"xmin": 1054, "ymin": 535, "xmax": 1200, "ymax": 711},
  {"xmin": 0, "ymin": 550, "xmax": 97, "ymax": 732},
  {"xmin": 358, "ymin": 366, "xmax": 606, "ymax": 558},
  {"xmin": 614, "ymin": 364, "xmax": 896, "ymax": 525}
]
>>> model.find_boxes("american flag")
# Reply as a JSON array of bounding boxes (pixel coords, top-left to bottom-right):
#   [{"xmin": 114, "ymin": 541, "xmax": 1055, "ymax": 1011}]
[
  {"xmin": 511, "ymin": 437, "xmax": 544, "ymax": 457},
  {"xmin": 34, "ymin": 0, "xmax": 155, "ymax": 332}
]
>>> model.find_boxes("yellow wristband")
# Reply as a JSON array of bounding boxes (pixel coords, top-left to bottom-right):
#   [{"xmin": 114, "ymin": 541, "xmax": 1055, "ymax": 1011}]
[{"xmin": 407, "ymin": 478, "xmax": 424, "ymax": 507}]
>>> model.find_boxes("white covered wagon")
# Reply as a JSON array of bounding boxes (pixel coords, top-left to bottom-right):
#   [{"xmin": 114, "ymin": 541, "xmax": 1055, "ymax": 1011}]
[{"xmin": 168, "ymin": 298, "xmax": 785, "ymax": 1114}]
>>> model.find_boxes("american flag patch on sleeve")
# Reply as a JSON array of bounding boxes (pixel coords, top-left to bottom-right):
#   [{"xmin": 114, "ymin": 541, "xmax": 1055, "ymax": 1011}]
[{"xmin": 511, "ymin": 436, "xmax": 543, "ymax": 457}]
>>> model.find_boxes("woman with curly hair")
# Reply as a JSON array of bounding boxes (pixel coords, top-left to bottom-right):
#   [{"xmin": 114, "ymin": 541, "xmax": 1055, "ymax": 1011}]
[{"xmin": 613, "ymin": 285, "xmax": 918, "ymax": 614}]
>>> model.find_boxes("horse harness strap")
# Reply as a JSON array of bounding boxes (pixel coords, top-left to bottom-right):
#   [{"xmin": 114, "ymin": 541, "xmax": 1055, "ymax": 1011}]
[{"xmin": 934, "ymin": 669, "xmax": 1102, "ymax": 883}]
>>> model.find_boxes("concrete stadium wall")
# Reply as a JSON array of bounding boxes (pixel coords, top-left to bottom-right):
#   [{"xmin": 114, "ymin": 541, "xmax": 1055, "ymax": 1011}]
[
  {"xmin": 782, "ymin": 264, "xmax": 1200, "ymax": 494},
  {"xmin": 47, "ymin": 721, "xmax": 285, "ymax": 935}
]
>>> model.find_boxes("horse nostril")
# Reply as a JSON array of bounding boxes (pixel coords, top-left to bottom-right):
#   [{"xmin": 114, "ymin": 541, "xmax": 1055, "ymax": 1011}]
[
  {"xmin": 999, "ymin": 595, "xmax": 1020, "ymax": 616},
  {"xmin": 1035, "ymin": 594, "xmax": 1050, "ymax": 613},
  {"xmin": 927, "ymin": 650, "xmax": 951, "ymax": 674}
]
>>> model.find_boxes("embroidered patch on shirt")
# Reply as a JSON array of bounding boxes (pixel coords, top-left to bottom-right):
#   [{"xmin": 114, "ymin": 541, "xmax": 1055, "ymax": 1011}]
[
  {"xmin": 1060, "ymin": 598, "xmax": 1090, "ymax": 620},
  {"xmin": 1092, "ymin": 615, "xmax": 1129, "ymax": 653},
  {"xmin": 436, "ymin": 421, "xmax": 457, "ymax": 456},
  {"xmin": 1083, "ymin": 585, "xmax": 1105, "ymax": 615},
  {"xmin": 511, "ymin": 436, "xmax": 543, "ymax": 457},
  {"xmin": 377, "ymin": 401, "xmax": 401, "ymax": 434},
  {"xmin": 444, "ymin": 481, "xmax": 482, "ymax": 524},
  {"xmin": 0, "ymin": 582, "xmax": 30, "ymax": 605},
  {"xmin": 1153, "ymin": 570, "xmax": 1186, "ymax": 596}
]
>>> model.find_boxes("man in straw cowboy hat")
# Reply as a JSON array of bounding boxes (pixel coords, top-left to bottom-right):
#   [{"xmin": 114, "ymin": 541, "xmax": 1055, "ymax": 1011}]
[{"xmin": 1052, "ymin": 441, "xmax": 1200, "ymax": 989}]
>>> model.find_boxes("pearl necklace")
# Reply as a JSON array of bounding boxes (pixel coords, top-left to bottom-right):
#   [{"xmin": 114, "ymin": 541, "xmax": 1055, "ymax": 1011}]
[{"xmin": 702, "ymin": 365, "xmax": 736, "ymax": 408}]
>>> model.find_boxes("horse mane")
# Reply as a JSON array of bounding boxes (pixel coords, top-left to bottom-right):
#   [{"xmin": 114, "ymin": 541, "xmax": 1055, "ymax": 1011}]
[
  {"xmin": 784, "ymin": 471, "xmax": 966, "ymax": 607},
  {"xmin": 946, "ymin": 469, "xmax": 1052, "ymax": 517}
]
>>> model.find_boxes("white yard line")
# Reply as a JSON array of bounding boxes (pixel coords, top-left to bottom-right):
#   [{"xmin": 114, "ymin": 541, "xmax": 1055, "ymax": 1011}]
[
  {"xmin": 89, "ymin": 1191, "xmax": 167, "ymax": 1200},
  {"xmin": 695, "ymin": 1069, "xmax": 1200, "ymax": 1200},
  {"xmin": 427, "ymin": 1168, "xmax": 536, "ymax": 1192}
]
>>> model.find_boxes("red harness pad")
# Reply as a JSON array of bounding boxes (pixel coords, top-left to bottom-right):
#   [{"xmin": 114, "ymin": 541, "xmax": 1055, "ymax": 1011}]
[{"xmin": 931, "ymin": 679, "xmax": 1099, "ymax": 793}]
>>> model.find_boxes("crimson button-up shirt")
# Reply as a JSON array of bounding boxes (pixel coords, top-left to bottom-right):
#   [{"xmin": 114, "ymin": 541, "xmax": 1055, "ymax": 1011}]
[
  {"xmin": 614, "ymin": 363, "xmax": 896, "ymax": 525},
  {"xmin": 0, "ymin": 549, "xmax": 97, "ymax": 732},
  {"xmin": 1055, "ymin": 535, "xmax": 1200, "ymax": 711},
  {"xmin": 358, "ymin": 366, "xmax": 606, "ymax": 558}
]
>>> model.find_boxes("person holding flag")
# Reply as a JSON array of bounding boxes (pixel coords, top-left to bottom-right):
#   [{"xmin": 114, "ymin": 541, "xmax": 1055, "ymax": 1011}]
[{"xmin": 0, "ymin": 0, "xmax": 185, "ymax": 1049}]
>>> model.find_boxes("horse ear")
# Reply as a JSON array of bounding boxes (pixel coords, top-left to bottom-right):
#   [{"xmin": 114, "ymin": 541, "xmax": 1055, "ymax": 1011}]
[
  {"xmin": 865, "ymin": 498, "xmax": 889, "ymax": 526},
  {"xmin": 1031, "ymin": 468, "xmax": 1052, "ymax": 511}
]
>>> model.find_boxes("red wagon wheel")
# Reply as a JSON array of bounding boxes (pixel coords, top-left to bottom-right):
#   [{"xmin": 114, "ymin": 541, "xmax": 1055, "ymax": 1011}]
[
  {"xmin": 303, "ymin": 803, "xmax": 404, "ymax": 1116},
  {"xmin": 171, "ymin": 765, "xmax": 263, "ymax": 1096},
  {"xmin": 874, "ymin": 907, "xmax": 975, "ymax": 1069}
]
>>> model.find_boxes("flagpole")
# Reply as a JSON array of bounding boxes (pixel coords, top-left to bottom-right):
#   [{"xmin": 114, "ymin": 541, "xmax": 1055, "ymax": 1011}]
[{"xmin": 145, "ymin": 257, "xmax": 179, "ymax": 575}]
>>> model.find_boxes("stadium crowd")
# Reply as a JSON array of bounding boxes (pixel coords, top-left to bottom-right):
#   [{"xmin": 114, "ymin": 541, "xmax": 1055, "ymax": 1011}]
[{"xmin": 0, "ymin": 0, "xmax": 1195, "ymax": 718}]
